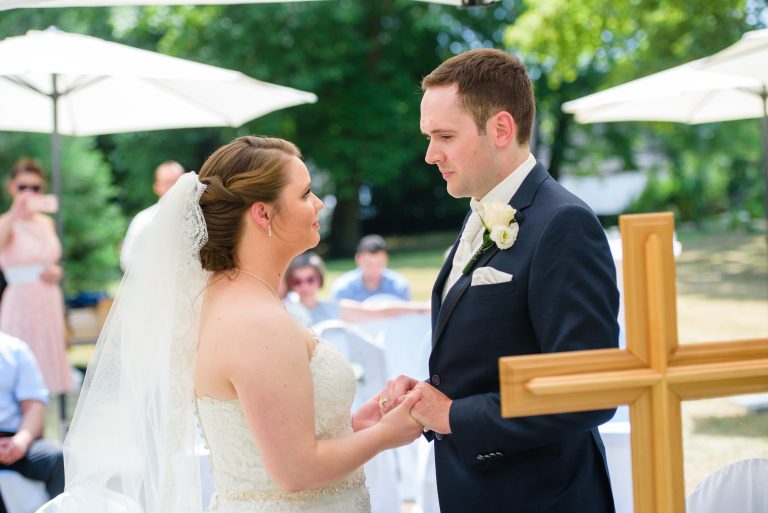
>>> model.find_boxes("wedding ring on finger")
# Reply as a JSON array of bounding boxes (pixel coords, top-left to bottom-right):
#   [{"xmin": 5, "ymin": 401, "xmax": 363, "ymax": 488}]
[{"xmin": 379, "ymin": 397, "xmax": 390, "ymax": 408}]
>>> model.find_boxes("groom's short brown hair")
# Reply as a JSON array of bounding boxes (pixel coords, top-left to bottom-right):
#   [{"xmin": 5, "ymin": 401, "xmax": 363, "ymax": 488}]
[{"xmin": 422, "ymin": 48, "xmax": 535, "ymax": 145}]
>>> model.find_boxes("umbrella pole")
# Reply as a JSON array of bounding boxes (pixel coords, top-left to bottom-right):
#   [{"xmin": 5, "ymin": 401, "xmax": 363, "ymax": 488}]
[
  {"xmin": 50, "ymin": 73, "xmax": 63, "ymax": 242},
  {"xmin": 762, "ymin": 87, "xmax": 768, "ymax": 240},
  {"xmin": 50, "ymin": 73, "xmax": 68, "ymax": 427}
]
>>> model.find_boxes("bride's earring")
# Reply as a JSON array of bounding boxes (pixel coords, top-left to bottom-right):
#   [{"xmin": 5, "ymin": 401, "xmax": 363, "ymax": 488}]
[{"xmin": 268, "ymin": 224, "xmax": 272, "ymax": 237}]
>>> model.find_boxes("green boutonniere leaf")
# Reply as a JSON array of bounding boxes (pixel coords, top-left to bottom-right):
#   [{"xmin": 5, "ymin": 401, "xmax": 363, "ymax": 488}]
[{"xmin": 462, "ymin": 232, "xmax": 494, "ymax": 275}]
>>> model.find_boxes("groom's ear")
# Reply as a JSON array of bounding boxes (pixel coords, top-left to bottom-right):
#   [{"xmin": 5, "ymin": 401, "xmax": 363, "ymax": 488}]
[
  {"xmin": 248, "ymin": 201, "xmax": 272, "ymax": 231},
  {"xmin": 490, "ymin": 111, "xmax": 517, "ymax": 149}
]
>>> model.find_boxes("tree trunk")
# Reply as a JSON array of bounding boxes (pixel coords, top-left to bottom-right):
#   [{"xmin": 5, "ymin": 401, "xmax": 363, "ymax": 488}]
[
  {"xmin": 328, "ymin": 194, "xmax": 361, "ymax": 257},
  {"xmin": 548, "ymin": 108, "xmax": 571, "ymax": 181}
]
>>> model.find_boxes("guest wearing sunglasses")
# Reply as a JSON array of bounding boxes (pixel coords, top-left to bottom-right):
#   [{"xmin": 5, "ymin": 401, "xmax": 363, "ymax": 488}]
[
  {"xmin": 285, "ymin": 252, "xmax": 429, "ymax": 328},
  {"xmin": 0, "ymin": 158, "xmax": 73, "ymax": 399}
]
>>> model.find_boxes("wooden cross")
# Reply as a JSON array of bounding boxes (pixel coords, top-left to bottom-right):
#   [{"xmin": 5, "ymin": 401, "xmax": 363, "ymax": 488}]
[{"xmin": 499, "ymin": 212, "xmax": 768, "ymax": 513}]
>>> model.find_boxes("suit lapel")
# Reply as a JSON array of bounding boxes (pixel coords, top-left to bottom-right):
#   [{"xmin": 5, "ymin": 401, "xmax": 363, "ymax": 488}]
[
  {"xmin": 432, "ymin": 270, "xmax": 470, "ymax": 346},
  {"xmin": 508, "ymin": 161, "xmax": 549, "ymax": 213},
  {"xmin": 431, "ymin": 211, "xmax": 470, "ymax": 332},
  {"xmin": 430, "ymin": 161, "xmax": 551, "ymax": 350}
]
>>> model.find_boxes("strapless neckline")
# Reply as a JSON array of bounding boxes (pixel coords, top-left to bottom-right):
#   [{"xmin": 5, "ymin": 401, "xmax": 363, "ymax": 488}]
[
  {"xmin": 194, "ymin": 339, "xmax": 370, "ymax": 512},
  {"xmin": 196, "ymin": 340, "xmax": 325, "ymax": 405}
]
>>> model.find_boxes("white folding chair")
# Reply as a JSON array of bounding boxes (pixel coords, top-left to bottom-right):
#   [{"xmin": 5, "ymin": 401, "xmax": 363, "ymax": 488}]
[
  {"xmin": 599, "ymin": 406, "xmax": 633, "ymax": 513},
  {"xmin": 312, "ymin": 320, "xmax": 389, "ymax": 411},
  {"xmin": 197, "ymin": 443, "xmax": 214, "ymax": 510},
  {"xmin": 412, "ymin": 443, "xmax": 440, "ymax": 513},
  {"xmin": 686, "ymin": 458, "xmax": 768, "ymax": 513},
  {"xmin": 311, "ymin": 320, "xmax": 402, "ymax": 513},
  {"xmin": 355, "ymin": 311, "xmax": 431, "ymax": 383},
  {"xmin": 0, "ymin": 470, "xmax": 48, "ymax": 513},
  {"xmin": 354, "ymin": 313, "xmax": 432, "ymax": 502}
]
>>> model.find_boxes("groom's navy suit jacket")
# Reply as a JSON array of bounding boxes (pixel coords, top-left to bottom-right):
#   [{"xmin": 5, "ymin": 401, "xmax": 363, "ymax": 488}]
[{"xmin": 428, "ymin": 162, "xmax": 619, "ymax": 513}]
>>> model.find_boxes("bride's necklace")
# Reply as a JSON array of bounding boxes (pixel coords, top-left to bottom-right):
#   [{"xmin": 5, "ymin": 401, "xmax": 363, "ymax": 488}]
[{"xmin": 234, "ymin": 268, "xmax": 282, "ymax": 304}]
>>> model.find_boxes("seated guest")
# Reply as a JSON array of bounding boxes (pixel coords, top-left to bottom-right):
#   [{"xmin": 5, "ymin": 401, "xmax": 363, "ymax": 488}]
[
  {"xmin": 285, "ymin": 252, "xmax": 338, "ymax": 326},
  {"xmin": 286, "ymin": 252, "xmax": 428, "ymax": 328},
  {"xmin": 330, "ymin": 235, "xmax": 411, "ymax": 302},
  {"xmin": 0, "ymin": 331, "xmax": 64, "ymax": 500}
]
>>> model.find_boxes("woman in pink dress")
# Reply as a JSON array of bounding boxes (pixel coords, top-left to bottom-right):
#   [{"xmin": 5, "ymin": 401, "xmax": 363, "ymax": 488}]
[{"xmin": 0, "ymin": 158, "xmax": 72, "ymax": 395}]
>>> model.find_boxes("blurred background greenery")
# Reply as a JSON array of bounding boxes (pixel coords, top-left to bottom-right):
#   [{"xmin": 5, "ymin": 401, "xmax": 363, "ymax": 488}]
[{"xmin": 0, "ymin": 0, "xmax": 766, "ymax": 295}]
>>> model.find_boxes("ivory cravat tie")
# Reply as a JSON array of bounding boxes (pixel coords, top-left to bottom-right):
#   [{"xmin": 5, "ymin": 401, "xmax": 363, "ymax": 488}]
[{"xmin": 443, "ymin": 200, "xmax": 484, "ymax": 299}]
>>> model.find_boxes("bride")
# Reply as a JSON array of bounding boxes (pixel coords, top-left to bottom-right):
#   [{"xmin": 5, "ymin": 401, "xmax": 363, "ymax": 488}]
[{"xmin": 37, "ymin": 136, "xmax": 423, "ymax": 513}]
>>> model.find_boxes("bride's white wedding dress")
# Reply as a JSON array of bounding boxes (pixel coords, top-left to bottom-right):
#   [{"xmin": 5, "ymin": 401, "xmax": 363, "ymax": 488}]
[{"xmin": 196, "ymin": 341, "xmax": 371, "ymax": 513}]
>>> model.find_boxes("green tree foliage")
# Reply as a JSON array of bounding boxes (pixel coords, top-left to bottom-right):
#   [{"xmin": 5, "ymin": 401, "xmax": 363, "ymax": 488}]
[
  {"xmin": 105, "ymin": 1, "xmax": 459, "ymax": 253},
  {"xmin": 59, "ymin": 138, "xmax": 125, "ymax": 294},
  {"xmin": 505, "ymin": 0, "xmax": 767, "ymax": 221}
]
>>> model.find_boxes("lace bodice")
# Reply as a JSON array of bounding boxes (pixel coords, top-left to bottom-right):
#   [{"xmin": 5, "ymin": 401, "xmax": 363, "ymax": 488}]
[{"xmin": 195, "ymin": 342, "xmax": 371, "ymax": 513}]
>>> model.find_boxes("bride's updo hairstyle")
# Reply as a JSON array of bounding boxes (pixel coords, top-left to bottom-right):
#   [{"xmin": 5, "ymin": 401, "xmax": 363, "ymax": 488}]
[{"xmin": 198, "ymin": 135, "xmax": 301, "ymax": 272}]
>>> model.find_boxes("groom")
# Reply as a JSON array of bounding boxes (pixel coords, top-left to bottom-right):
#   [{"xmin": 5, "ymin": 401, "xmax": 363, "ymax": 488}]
[{"xmin": 382, "ymin": 49, "xmax": 620, "ymax": 513}]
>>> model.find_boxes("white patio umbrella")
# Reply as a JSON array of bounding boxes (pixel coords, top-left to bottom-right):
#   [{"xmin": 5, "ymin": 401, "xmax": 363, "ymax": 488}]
[
  {"xmin": 0, "ymin": 0, "xmax": 493, "ymax": 9},
  {"xmin": 0, "ymin": 26, "xmax": 317, "ymax": 230},
  {"xmin": 0, "ymin": 0, "xmax": 315, "ymax": 7},
  {"xmin": 562, "ymin": 28, "xmax": 768, "ymax": 224}
]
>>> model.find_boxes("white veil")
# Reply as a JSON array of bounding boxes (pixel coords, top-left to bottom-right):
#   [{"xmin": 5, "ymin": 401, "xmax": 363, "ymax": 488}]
[{"xmin": 38, "ymin": 173, "xmax": 209, "ymax": 513}]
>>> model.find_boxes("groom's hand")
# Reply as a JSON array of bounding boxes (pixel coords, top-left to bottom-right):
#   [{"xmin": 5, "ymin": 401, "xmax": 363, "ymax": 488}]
[
  {"xmin": 405, "ymin": 382, "xmax": 452, "ymax": 435},
  {"xmin": 379, "ymin": 375, "xmax": 419, "ymax": 416}
]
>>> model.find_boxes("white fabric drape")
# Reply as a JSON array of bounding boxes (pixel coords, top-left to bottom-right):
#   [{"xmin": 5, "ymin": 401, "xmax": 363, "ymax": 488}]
[{"xmin": 37, "ymin": 173, "xmax": 209, "ymax": 513}]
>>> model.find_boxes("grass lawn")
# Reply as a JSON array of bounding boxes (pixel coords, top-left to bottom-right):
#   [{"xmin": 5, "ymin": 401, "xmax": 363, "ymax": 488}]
[
  {"xmin": 673, "ymin": 227, "xmax": 768, "ymax": 493},
  {"xmin": 58, "ymin": 226, "xmax": 767, "ymax": 497}
]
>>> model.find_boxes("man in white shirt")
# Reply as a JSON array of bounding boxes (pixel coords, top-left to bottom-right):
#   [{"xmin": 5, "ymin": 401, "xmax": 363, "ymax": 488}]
[{"xmin": 120, "ymin": 161, "xmax": 184, "ymax": 271}]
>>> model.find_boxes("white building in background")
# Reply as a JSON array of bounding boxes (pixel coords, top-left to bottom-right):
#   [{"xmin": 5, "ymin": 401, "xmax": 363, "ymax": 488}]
[{"xmin": 559, "ymin": 171, "xmax": 648, "ymax": 216}]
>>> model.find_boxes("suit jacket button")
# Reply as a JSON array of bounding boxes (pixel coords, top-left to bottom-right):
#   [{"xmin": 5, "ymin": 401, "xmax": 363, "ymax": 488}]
[
  {"xmin": 435, "ymin": 433, "xmax": 443, "ymax": 440},
  {"xmin": 431, "ymin": 374, "xmax": 441, "ymax": 386}
]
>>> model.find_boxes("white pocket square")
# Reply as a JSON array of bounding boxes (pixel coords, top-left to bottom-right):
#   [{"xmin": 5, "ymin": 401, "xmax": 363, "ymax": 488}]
[{"xmin": 471, "ymin": 267, "xmax": 513, "ymax": 286}]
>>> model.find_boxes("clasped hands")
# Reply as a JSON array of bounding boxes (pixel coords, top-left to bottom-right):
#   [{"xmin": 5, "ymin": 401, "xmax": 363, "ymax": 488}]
[
  {"xmin": 353, "ymin": 375, "xmax": 452, "ymax": 436},
  {"xmin": 0, "ymin": 435, "xmax": 30, "ymax": 465}
]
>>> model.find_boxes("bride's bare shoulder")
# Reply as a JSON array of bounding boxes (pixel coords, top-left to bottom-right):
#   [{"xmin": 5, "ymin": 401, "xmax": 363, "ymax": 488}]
[{"xmin": 201, "ymin": 282, "xmax": 306, "ymax": 354}]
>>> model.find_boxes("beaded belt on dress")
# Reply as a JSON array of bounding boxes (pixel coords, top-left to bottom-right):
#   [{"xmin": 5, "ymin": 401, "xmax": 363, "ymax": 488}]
[{"xmin": 224, "ymin": 471, "xmax": 365, "ymax": 502}]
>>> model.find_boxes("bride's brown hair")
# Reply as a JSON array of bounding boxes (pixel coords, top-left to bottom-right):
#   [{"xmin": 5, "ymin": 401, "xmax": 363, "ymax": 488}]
[{"xmin": 198, "ymin": 135, "xmax": 300, "ymax": 272}]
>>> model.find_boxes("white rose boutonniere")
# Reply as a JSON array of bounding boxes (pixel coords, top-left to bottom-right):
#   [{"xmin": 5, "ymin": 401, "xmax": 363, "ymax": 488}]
[{"xmin": 462, "ymin": 201, "xmax": 519, "ymax": 275}]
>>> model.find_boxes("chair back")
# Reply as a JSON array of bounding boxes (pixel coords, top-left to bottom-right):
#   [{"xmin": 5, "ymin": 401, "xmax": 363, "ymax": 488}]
[
  {"xmin": 686, "ymin": 458, "xmax": 768, "ymax": 513},
  {"xmin": 355, "ymin": 313, "xmax": 431, "ymax": 382},
  {"xmin": 0, "ymin": 470, "xmax": 48, "ymax": 513},
  {"xmin": 311, "ymin": 320, "xmax": 388, "ymax": 411},
  {"xmin": 311, "ymin": 319, "xmax": 401, "ymax": 513}
]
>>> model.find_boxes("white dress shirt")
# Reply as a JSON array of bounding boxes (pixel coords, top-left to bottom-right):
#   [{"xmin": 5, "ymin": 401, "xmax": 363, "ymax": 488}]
[
  {"xmin": 120, "ymin": 203, "xmax": 159, "ymax": 271},
  {"xmin": 442, "ymin": 154, "xmax": 537, "ymax": 300}
]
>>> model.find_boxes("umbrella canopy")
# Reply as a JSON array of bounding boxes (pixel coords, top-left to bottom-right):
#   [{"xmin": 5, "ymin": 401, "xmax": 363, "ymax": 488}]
[
  {"xmin": 562, "ymin": 28, "xmax": 768, "ymax": 225},
  {"xmin": 562, "ymin": 59, "xmax": 764, "ymax": 125},
  {"xmin": 0, "ymin": 27, "xmax": 317, "ymax": 232},
  {"xmin": 703, "ymin": 28, "xmax": 768, "ymax": 83},
  {"xmin": 0, "ymin": 27, "xmax": 317, "ymax": 136},
  {"xmin": 0, "ymin": 0, "xmax": 313, "ymax": 6},
  {"xmin": 0, "ymin": 0, "xmax": 493, "ymax": 8}
]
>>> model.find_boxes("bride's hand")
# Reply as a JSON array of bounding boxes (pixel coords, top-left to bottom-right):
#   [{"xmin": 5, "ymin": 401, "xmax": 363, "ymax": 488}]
[
  {"xmin": 351, "ymin": 395, "xmax": 382, "ymax": 432},
  {"xmin": 376, "ymin": 389, "xmax": 424, "ymax": 449}
]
